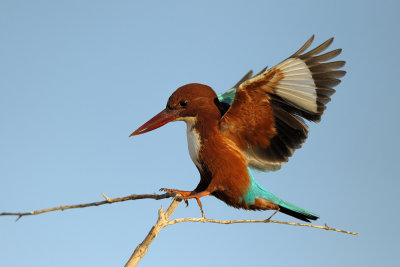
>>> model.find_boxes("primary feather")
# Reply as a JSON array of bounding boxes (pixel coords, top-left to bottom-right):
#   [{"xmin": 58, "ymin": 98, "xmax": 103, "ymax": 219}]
[{"xmin": 218, "ymin": 35, "xmax": 345, "ymax": 171}]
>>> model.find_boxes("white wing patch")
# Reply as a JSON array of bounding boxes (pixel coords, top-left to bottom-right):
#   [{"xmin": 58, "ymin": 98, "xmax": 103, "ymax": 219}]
[{"xmin": 274, "ymin": 58, "xmax": 318, "ymax": 113}]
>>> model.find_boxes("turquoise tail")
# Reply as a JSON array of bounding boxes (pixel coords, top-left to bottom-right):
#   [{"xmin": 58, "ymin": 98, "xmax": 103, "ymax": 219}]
[
  {"xmin": 245, "ymin": 168, "xmax": 319, "ymax": 222},
  {"xmin": 274, "ymin": 197, "xmax": 319, "ymax": 222}
]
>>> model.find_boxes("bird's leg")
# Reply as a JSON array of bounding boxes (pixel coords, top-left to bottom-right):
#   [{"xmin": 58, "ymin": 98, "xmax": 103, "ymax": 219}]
[
  {"xmin": 160, "ymin": 188, "xmax": 210, "ymax": 218},
  {"xmin": 196, "ymin": 198, "xmax": 205, "ymax": 219},
  {"xmin": 267, "ymin": 207, "xmax": 280, "ymax": 221},
  {"xmin": 159, "ymin": 188, "xmax": 193, "ymax": 196},
  {"xmin": 159, "ymin": 188, "xmax": 192, "ymax": 206},
  {"xmin": 179, "ymin": 191, "xmax": 211, "ymax": 219}
]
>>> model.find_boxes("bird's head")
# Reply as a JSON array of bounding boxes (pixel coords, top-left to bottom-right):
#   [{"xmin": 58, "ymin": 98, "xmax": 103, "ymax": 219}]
[{"xmin": 130, "ymin": 83, "xmax": 220, "ymax": 136}]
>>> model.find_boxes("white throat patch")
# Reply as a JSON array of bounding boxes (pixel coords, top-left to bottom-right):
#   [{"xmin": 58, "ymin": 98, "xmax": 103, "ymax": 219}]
[{"xmin": 185, "ymin": 118, "xmax": 202, "ymax": 170}]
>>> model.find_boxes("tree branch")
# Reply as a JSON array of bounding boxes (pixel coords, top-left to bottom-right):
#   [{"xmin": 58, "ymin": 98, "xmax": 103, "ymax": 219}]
[
  {"xmin": 167, "ymin": 217, "xmax": 358, "ymax": 235},
  {"xmin": 1, "ymin": 191, "xmax": 358, "ymax": 267},
  {"xmin": 124, "ymin": 199, "xmax": 358, "ymax": 266},
  {"xmin": 0, "ymin": 192, "xmax": 173, "ymax": 221},
  {"xmin": 125, "ymin": 198, "xmax": 181, "ymax": 267}
]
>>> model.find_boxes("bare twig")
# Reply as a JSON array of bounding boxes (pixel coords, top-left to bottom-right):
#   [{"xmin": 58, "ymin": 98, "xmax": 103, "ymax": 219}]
[
  {"xmin": 166, "ymin": 217, "xmax": 358, "ymax": 236},
  {"xmin": 0, "ymin": 192, "xmax": 173, "ymax": 221},
  {"xmin": 125, "ymin": 198, "xmax": 181, "ymax": 267}
]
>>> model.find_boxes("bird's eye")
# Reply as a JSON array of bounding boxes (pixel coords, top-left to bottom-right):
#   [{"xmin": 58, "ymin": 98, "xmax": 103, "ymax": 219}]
[{"xmin": 179, "ymin": 100, "xmax": 188, "ymax": 107}]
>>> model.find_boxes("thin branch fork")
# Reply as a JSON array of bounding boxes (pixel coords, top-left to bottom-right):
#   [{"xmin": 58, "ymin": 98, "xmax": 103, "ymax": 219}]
[
  {"xmin": 0, "ymin": 192, "xmax": 358, "ymax": 236},
  {"xmin": 124, "ymin": 199, "xmax": 358, "ymax": 267},
  {"xmin": 0, "ymin": 192, "xmax": 358, "ymax": 267},
  {"xmin": 125, "ymin": 198, "xmax": 182, "ymax": 267}
]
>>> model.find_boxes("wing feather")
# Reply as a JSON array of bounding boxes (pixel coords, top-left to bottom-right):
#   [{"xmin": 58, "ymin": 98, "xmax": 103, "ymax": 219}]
[{"xmin": 218, "ymin": 36, "xmax": 345, "ymax": 171}]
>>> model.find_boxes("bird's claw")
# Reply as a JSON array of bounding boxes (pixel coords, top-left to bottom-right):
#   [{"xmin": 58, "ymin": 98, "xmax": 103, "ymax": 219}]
[
  {"xmin": 159, "ymin": 188, "xmax": 207, "ymax": 217},
  {"xmin": 159, "ymin": 188, "xmax": 189, "ymax": 207},
  {"xmin": 159, "ymin": 188, "xmax": 178, "ymax": 197}
]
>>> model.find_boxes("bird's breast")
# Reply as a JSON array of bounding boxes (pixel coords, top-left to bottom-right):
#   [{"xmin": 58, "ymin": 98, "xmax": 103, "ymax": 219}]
[{"xmin": 186, "ymin": 122, "xmax": 202, "ymax": 170}]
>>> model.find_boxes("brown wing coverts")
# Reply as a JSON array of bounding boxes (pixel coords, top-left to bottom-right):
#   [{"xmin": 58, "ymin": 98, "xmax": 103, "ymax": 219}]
[{"xmin": 219, "ymin": 36, "xmax": 345, "ymax": 171}]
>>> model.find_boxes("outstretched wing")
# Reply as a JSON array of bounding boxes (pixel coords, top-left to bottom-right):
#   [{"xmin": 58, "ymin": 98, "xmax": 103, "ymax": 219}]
[{"xmin": 219, "ymin": 35, "xmax": 345, "ymax": 171}]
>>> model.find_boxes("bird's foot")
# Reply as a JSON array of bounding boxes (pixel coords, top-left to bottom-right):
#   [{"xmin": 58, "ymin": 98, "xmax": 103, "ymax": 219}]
[
  {"xmin": 160, "ymin": 188, "xmax": 210, "ymax": 218},
  {"xmin": 160, "ymin": 188, "xmax": 193, "ymax": 206},
  {"xmin": 159, "ymin": 188, "xmax": 193, "ymax": 197},
  {"xmin": 178, "ymin": 191, "xmax": 211, "ymax": 219}
]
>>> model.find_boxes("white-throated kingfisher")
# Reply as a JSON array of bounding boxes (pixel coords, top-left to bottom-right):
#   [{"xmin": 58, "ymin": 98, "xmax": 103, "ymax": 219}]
[{"xmin": 130, "ymin": 36, "xmax": 345, "ymax": 222}]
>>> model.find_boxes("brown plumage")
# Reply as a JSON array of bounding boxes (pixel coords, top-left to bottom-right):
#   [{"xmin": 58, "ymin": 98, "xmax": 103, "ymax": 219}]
[{"xmin": 131, "ymin": 36, "xmax": 345, "ymax": 221}]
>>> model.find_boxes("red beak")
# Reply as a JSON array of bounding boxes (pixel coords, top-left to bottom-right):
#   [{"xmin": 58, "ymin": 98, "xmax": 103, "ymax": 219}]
[{"xmin": 129, "ymin": 109, "xmax": 178, "ymax": 137}]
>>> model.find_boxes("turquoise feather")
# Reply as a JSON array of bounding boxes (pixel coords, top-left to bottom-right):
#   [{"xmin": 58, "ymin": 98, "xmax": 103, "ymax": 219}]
[
  {"xmin": 217, "ymin": 89, "xmax": 237, "ymax": 105},
  {"xmin": 217, "ymin": 69, "xmax": 254, "ymax": 105},
  {"xmin": 243, "ymin": 168, "xmax": 318, "ymax": 221}
]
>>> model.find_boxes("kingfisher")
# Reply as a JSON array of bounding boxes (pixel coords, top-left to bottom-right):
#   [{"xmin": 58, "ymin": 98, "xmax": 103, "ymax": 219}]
[{"xmin": 130, "ymin": 36, "xmax": 345, "ymax": 222}]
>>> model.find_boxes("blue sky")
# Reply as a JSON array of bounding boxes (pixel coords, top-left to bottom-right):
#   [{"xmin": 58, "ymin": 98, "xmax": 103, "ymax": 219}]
[{"xmin": 1, "ymin": 1, "xmax": 399, "ymax": 266}]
